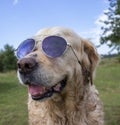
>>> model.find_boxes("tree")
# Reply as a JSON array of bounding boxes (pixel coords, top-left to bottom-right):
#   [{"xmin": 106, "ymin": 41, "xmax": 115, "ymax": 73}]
[
  {"xmin": 0, "ymin": 50, "xmax": 4, "ymax": 72},
  {"xmin": 0, "ymin": 44, "xmax": 17, "ymax": 72},
  {"xmin": 100, "ymin": 0, "xmax": 120, "ymax": 53}
]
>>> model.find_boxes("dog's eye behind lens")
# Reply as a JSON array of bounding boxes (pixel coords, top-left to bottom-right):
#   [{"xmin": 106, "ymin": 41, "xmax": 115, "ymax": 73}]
[
  {"xmin": 17, "ymin": 39, "xmax": 35, "ymax": 59},
  {"xmin": 42, "ymin": 36, "xmax": 67, "ymax": 58}
]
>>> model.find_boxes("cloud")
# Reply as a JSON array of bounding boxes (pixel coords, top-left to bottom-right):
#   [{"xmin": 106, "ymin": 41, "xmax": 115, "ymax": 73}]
[
  {"xmin": 85, "ymin": 10, "xmax": 109, "ymax": 40},
  {"xmin": 80, "ymin": 28, "xmax": 101, "ymax": 46},
  {"xmin": 95, "ymin": 9, "xmax": 109, "ymax": 27},
  {"xmin": 13, "ymin": 0, "xmax": 19, "ymax": 5},
  {"xmin": 80, "ymin": 27, "xmax": 112, "ymax": 54},
  {"xmin": 86, "ymin": 10, "xmax": 118, "ymax": 54},
  {"xmin": 103, "ymin": 0, "xmax": 109, "ymax": 4},
  {"xmin": 80, "ymin": 10, "xmax": 109, "ymax": 42},
  {"xmin": 79, "ymin": 10, "xmax": 114, "ymax": 54}
]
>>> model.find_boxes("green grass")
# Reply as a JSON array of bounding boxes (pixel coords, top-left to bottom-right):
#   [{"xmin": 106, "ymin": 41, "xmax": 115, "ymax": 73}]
[
  {"xmin": 95, "ymin": 58, "xmax": 120, "ymax": 125},
  {"xmin": 0, "ymin": 71, "xmax": 28, "ymax": 125},
  {"xmin": 0, "ymin": 58, "xmax": 120, "ymax": 125}
]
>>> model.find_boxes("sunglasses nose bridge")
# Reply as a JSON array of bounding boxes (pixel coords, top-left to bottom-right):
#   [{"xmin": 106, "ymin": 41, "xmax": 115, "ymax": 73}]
[{"xmin": 17, "ymin": 57, "xmax": 37, "ymax": 74}]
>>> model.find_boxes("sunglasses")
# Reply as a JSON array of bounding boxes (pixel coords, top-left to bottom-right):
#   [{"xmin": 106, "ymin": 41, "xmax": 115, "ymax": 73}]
[{"xmin": 16, "ymin": 36, "xmax": 80, "ymax": 64}]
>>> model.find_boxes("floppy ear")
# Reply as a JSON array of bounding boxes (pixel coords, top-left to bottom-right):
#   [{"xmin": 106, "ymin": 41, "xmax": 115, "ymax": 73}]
[{"xmin": 81, "ymin": 39, "xmax": 100, "ymax": 85}]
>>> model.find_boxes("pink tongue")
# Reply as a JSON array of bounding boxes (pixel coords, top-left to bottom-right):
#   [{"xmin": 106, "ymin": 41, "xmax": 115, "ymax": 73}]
[{"xmin": 28, "ymin": 84, "xmax": 45, "ymax": 96}]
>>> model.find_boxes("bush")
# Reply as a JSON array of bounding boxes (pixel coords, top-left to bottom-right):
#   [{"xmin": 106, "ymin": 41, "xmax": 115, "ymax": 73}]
[
  {"xmin": 0, "ymin": 44, "xmax": 17, "ymax": 72},
  {"xmin": 117, "ymin": 55, "xmax": 120, "ymax": 63}
]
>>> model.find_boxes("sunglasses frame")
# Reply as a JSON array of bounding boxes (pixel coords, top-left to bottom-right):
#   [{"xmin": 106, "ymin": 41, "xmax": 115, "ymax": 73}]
[{"xmin": 15, "ymin": 36, "xmax": 81, "ymax": 65}]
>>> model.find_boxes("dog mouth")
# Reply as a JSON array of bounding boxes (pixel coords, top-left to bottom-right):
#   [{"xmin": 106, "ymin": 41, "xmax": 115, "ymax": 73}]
[{"xmin": 27, "ymin": 77, "xmax": 67, "ymax": 101}]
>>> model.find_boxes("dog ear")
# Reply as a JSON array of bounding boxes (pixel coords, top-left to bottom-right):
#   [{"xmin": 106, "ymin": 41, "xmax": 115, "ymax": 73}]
[{"xmin": 81, "ymin": 39, "xmax": 100, "ymax": 85}]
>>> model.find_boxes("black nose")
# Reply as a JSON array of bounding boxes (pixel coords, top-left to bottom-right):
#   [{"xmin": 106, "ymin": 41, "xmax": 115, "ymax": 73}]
[{"xmin": 17, "ymin": 58, "xmax": 37, "ymax": 74}]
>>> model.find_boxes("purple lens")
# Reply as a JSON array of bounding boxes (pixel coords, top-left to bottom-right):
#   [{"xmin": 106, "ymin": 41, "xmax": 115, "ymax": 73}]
[
  {"xmin": 42, "ymin": 36, "xmax": 67, "ymax": 58},
  {"xmin": 17, "ymin": 39, "xmax": 35, "ymax": 59}
]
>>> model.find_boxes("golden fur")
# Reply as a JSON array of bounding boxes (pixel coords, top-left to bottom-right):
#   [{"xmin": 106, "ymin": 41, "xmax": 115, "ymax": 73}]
[{"xmin": 18, "ymin": 27, "xmax": 104, "ymax": 125}]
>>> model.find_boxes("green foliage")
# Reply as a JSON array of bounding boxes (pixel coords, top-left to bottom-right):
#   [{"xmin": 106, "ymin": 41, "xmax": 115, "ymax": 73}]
[
  {"xmin": 100, "ymin": 0, "xmax": 120, "ymax": 53},
  {"xmin": 0, "ymin": 50, "xmax": 4, "ymax": 72},
  {"xmin": 117, "ymin": 55, "xmax": 120, "ymax": 62},
  {"xmin": 0, "ymin": 44, "xmax": 17, "ymax": 72}
]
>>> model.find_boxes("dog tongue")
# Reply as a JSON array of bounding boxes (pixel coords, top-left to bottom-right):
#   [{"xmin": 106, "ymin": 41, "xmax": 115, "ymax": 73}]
[{"xmin": 28, "ymin": 84, "xmax": 45, "ymax": 96}]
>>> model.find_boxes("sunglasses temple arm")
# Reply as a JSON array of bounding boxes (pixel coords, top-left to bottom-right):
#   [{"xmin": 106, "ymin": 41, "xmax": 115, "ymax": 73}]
[{"xmin": 68, "ymin": 45, "xmax": 82, "ymax": 66}]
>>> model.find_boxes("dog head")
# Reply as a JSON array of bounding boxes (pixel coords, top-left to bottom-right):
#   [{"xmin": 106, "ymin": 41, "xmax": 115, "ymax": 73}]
[{"xmin": 16, "ymin": 27, "xmax": 99, "ymax": 101}]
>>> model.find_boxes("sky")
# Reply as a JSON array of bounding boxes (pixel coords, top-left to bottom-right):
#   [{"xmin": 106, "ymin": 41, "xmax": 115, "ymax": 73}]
[{"xmin": 0, "ymin": 0, "xmax": 115, "ymax": 54}]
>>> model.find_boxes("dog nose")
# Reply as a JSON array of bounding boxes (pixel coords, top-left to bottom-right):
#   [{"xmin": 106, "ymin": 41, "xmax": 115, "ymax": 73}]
[{"xmin": 17, "ymin": 58, "xmax": 37, "ymax": 74}]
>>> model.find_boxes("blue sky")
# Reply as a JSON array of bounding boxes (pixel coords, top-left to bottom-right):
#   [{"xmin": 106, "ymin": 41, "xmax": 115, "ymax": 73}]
[{"xmin": 0, "ymin": 0, "xmax": 111, "ymax": 54}]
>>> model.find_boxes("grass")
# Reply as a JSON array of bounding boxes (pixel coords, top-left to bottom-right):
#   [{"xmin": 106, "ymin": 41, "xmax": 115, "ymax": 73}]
[
  {"xmin": 95, "ymin": 57, "xmax": 120, "ymax": 125},
  {"xmin": 0, "ymin": 71, "xmax": 28, "ymax": 125},
  {"xmin": 0, "ymin": 58, "xmax": 120, "ymax": 125}
]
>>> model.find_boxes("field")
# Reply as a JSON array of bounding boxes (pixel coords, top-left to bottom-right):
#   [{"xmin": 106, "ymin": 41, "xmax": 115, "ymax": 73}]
[
  {"xmin": 0, "ymin": 72, "xmax": 28, "ymax": 125},
  {"xmin": 95, "ymin": 57, "xmax": 120, "ymax": 125},
  {"xmin": 0, "ymin": 57, "xmax": 120, "ymax": 125}
]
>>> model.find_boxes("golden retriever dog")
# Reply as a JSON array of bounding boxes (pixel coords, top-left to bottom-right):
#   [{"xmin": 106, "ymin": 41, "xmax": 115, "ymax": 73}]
[{"xmin": 17, "ymin": 27, "xmax": 104, "ymax": 125}]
